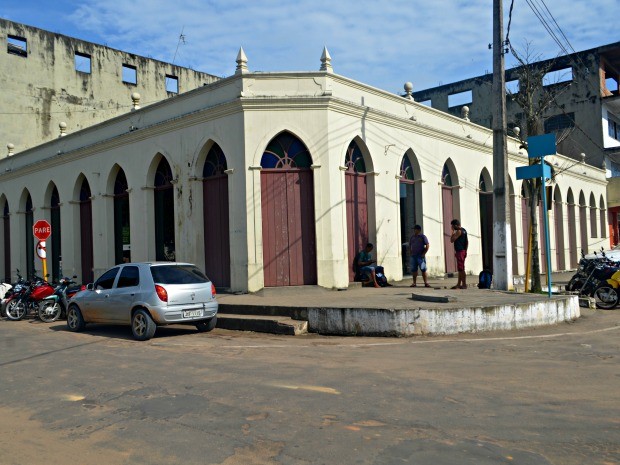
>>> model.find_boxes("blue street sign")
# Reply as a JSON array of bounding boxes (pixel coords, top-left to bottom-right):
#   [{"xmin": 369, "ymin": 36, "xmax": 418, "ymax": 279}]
[
  {"xmin": 515, "ymin": 163, "xmax": 551, "ymax": 180},
  {"xmin": 527, "ymin": 134, "xmax": 556, "ymax": 158}
]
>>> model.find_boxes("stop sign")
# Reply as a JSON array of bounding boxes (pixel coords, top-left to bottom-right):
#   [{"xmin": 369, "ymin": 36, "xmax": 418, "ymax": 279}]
[{"xmin": 33, "ymin": 220, "xmax": 52, "ymax": 240}]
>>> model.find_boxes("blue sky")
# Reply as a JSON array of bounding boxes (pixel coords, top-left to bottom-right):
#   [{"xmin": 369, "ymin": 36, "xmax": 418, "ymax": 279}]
[{"xmin": 2, "ymin": 0, "xmax": 618, "ymax": 94}]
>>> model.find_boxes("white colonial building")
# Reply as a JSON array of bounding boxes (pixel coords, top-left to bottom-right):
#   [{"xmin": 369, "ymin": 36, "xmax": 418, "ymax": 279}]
[{"xmin": 0, "ymin": 50, "xmax": 608, "ymax": 291}]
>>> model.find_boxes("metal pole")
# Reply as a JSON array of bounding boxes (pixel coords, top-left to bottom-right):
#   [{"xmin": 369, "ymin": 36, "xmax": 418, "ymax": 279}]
[
  {"xmin": 492, "ymin": 0, "xmax": 513, "ymax": 290},
  {"xmin": 540, "ymin": 159, "xmax": 552, "ymax": 297}
]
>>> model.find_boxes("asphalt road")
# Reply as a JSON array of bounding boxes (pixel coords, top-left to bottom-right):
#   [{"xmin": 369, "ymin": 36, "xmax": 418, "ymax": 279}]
[{"xmin": 0, "ymin": 309, "xmax": 619, "ymax": 465}]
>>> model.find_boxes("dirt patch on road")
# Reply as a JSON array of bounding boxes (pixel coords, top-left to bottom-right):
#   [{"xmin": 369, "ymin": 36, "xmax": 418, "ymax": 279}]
[{"xmin": 0, "ymin": 406, "xmax": 129, "ymax": 465}]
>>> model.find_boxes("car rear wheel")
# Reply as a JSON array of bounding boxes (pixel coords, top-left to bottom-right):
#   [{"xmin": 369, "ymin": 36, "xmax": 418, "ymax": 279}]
[
  {"xmin": 132, "ymin": 309, "xmax": 156, "ymax": 341},
  {"xmin": 195, "ymin": 316, "xmax": 217, "ymax": 333},
  {"xmin": 67, "ymin": 305, "xmax": 86, "ymax": 332}
]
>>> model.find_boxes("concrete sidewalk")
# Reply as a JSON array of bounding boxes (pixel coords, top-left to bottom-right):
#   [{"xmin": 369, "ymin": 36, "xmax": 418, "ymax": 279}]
[{"xmin": 216, "ymin": 272, "xmax": 579, "ymax": 337}]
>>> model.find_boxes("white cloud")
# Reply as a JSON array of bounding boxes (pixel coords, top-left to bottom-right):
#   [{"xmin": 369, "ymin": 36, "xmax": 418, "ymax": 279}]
[{"xmin": 8, "ymin": 0, "xmax": 617, "ymax": 92}]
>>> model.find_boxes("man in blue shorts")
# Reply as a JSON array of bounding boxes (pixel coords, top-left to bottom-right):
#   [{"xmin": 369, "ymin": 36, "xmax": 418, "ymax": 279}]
[{"xmin": 409, "ymin": 225, "xmax": 430, "ymax": 287}]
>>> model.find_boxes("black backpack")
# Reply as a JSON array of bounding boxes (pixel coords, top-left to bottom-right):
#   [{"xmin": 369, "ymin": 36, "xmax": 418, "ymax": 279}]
[{"xmin": 478, "ymin": 269, "xmax": 492, "ymax": 289}]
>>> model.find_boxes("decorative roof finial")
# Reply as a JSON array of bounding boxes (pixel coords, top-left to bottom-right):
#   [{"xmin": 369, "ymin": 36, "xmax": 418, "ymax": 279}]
[
  {"xmin": 59, "ymin": 122, "xmax": 67, "ymax": 137},
  {"xmin": 236, "ymin": 47, "xmax": 248, "ymax": 74},
  {"xmin": 131, "ymin": 92, "xmax": 141, "ymax": 111},
  {"xmin": 403, "ymin": 82, "xmax": 414, "ymax": 100},
  {"xmin": 7, "ymin": 143, "xmax": 14, "ymax": 156},
  {"xmin": 580, "ymin": 152, "xmax": 586, "ymax": 164},
  {"xmin": 320, "ymin": 46, "xmax": 333, "ymax": 73},
  {"xmin": 461, "ymin": 106, "xmax": 470, "ymax": 121}
]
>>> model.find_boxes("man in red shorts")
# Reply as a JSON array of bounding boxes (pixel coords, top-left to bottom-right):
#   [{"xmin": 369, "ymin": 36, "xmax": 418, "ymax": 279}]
[{"xmin": 450, "ymin": 219, "xmax": 468, "ymax": 289}]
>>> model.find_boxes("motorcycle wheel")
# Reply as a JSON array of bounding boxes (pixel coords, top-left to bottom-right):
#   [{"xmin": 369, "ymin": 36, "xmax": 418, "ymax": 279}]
[
  {"xmin": 592, "ymin": 285, "xmax": 619, "ymax": 310},
  {"xmin": 38, "ymin": 301, "xmax": 62, "ymax": 323},
  {"xmin": 5, "ymin": 299, "xmax": 27, "ymax": 320},
  {"xmin": 566, "ymin": 278, "xmax": 583, "ymax": 292}
]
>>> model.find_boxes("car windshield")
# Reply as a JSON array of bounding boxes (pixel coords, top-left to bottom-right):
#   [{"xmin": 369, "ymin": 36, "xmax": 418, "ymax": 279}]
[{"xmin": 150, "ymin": 265, "xmax": 209, "ymax": 284}]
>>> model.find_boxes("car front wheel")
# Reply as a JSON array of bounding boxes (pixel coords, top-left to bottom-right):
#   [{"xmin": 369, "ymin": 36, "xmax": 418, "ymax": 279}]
[
  {"xmin": 131, "ymin": 309, "xmax": 157, "ymax": 341},
  {"xmin": 67, "ymin": 305, "xmax": 86, "ymax": 332}
]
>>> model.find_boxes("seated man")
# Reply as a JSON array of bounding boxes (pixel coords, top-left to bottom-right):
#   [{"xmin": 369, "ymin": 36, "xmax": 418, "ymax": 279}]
[{"xmin": 355, "ymin": 243, "xmax": 381, "ymax": 288}]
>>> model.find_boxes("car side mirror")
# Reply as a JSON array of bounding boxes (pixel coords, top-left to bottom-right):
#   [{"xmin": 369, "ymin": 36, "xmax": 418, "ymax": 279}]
[
  {"xmin": 72, "ymin": 275, "xmax": 77, "ymax": 279},
  {"xmin": 86, "ymin": 283, "xmax": 94, "ymax": 291}
]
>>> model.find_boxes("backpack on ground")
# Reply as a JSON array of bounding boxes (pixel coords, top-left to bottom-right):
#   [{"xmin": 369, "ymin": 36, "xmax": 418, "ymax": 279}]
[
  {"xmin": 375, "ymin": 266, "xmax": 389, "ymax": 287},
  {"xmin": 478, "ymin": 269, "xmax": 492, "ymax": 289}
]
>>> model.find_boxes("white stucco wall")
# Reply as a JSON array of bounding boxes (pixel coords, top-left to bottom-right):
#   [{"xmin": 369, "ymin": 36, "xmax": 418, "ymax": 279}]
[{"xmin": 0, "ymin": 71, "xmax": 609, "ymax": 291}]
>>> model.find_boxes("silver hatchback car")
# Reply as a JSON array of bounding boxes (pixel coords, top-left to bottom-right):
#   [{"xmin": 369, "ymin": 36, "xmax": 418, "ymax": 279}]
[{"xmin": 67, "ymin": 262, "xmax": 218, "ymax": 340}]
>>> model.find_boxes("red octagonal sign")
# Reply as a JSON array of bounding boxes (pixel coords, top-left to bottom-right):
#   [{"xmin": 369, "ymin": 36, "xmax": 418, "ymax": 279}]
[{"xmin": 33, "ymin": 220, "xmax": 52, "ymax": 240}]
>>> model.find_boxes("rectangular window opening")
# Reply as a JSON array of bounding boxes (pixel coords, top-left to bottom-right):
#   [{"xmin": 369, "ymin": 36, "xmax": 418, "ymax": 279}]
[
  {"xmin": 122, "ymin": 64, "xmax": 137, "ymax": 85},
  {"xmin": 7, "ymin": 35, "xmax": 27, "ymax": 57},
  {"xmin": 75, "ymin": 52, "xmax": 91, "ymax": 74},
  {"xmin": 165, "ymin": 75, "xmax": 179, "ymax": 94},
  {"xmin": 608, "ymin": 118, "xmax": 620, "ymax": 141},
  {"xmin": 506, "ymin": 79, "xmax": 519, "ymax": 95},
  {"xmin": 605, "ymin": 77, "xmax": 619, "ymax": 94},
  {"xmin": 543, "ymin": 67, "xmax": 573, "ymax": 86},
  {"xmin": 418, "ymin": 99, "xmax": 432, "ymax": 107},
  {"xmin": 544, "ymin": 112, "xmax": 575, "ymax": 133},
  {"xmin": 448, "ymin": 90, "xmax": 472, "ymax": 108}
]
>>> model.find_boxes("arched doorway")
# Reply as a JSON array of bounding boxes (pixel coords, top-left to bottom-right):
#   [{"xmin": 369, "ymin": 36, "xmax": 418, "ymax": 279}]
[
  {"xmin": 203, "ymin": 143, "xmax": 230, "ymax": 288},
  {"xmin": 521, "ymin": 184, "xmax": 531, "ymax": 273},
  {"xmin": 345, "ymin": 140, "xmax": 369, "ymax": 281},
  {"xmin": 579, "ymin": 191, "xmax": 588, "ymax": 255},
  {"xmin": 553, "ymin": 186, "xmax": 565, "ymax": 271},
  {"xmin": 442, "ymin": 162, "xmax": 460, "ymax": 273},
  {"xmin": 509, "ymin": 178, "xmax": 519, "ymax": 275},
  {"xmin": 50, "ymin": 186, "xmax": 61, "ymax": 281},
  {"xmin": 261, "ymin": 131, "xmax": 316, "ymax": 286},
  {"xmin": 2, "ymin": 199, "xmax": 10, "ymax": 282},
  {"xmin": 600, "ymin": 195, "xmax": 607, "ymax": 242},
  {"xmin": 113, "ymin": 169, "xmax": 131, "ymax": 264},
  {"xmin": 399, "ymin": 152, "xmax": 421, "ymax": 274},
  {"xmin": 589, "ymin": 193, "xmax": 597, "ymax": 239},
  {"xmin": 24, "ymin": 193, "xmax": 34, "ymax": 279},
  {"xmin": 567, "ymin": 189, "xmax": 577, "ymax": 268},
  {"xmin": 154, "ymin": 158, "xmax": 175, "ymax": 261},
  {"xmin": 79, "ymin": 178, "xmax": 94, "ymax": 284},
  {"xmin": 479, "ymin": 170, "xmax": 493, "ymax": 271}
]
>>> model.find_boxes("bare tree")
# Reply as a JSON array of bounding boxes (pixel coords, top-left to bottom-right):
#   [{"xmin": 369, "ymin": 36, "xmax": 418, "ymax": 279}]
[{"xmin": 508, "ymin": 42, "xmax": 572, "ymax": 292}]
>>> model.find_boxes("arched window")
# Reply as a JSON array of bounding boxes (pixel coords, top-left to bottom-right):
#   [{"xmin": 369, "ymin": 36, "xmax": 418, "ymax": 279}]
[
  {"xmin": 50, "ymin": 186, "xmax": 61, "ymax": 281},
  {"xmin": 261, "ymin": 132, "xmax": 312, "ymax": 169},
  {"xmin": 203, "ymin": 144, "xmax": 228, "ymax": 177},
  {"xmin": 154, "ymin": 158, "xmax": 175, "ymax": 261},
  {"xmin": 345, "ymin": 141, "xmax": 367, "ymax": 173}
]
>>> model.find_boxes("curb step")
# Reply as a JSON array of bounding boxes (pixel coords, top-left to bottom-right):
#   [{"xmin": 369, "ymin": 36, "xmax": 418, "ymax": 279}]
[{"xmin": 216, "ymin": 313, "xmax": 308, "ymax": 336}]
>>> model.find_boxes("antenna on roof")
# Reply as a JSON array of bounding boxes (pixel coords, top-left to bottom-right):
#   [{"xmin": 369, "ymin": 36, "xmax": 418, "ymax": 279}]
[{"xmin": 172, "ymin": 26, "xmax": 186, "ymax": 65}]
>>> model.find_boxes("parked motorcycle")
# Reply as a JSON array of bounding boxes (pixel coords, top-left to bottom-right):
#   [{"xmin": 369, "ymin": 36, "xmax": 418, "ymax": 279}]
[
  {"xmin": 567, "ymin": 258, "xmax": 620, "ymax": 309},
  {"xmin": 3, "ymin": 270, "xmax": 27, "ymax": 317},
  {"xmin": 5, "ymin": 273, "xmax": 55, "ymax": 321},
  {"xmin": 38, "ymin": 276, "xmax": 83, "ymax": 323}
]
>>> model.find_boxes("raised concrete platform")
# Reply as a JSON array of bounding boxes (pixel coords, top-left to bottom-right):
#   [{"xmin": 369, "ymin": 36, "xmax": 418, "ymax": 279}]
[{"xmin": 217, "ymin": 285, "xmax": 580, "ymax": 337}]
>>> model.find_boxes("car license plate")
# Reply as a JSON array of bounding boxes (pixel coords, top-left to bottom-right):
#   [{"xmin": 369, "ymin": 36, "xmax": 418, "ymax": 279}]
[{"xmin": 183, "ymin": 309, "xmax": 203, "ymax": 318}]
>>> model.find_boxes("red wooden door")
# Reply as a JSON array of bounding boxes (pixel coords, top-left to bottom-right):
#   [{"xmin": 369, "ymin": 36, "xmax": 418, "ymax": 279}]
[
  {"xmin": 568, "ymin": 204, "xmax": 577, "ymax": 268},
  {"xmin": 203, "ymin": 175, "xmax": 230, "ymax": 288},
  {"xmin": 554, "ymin": 201, "xmax": 565, "ymax": 270},
  {"xmin": 442, "ymin": 186, "xmax": 457, "ymax": 273},
  {"xmin": 346, "ymin": 172, "xmax": 369, "ymax": 281},
  {"xmin": 261, "ymin": 169, "xmax": 316, "ymax": 287},
  {"xmin": 80, "ymin": 200, "xmax": 94, "ymax": 283}
]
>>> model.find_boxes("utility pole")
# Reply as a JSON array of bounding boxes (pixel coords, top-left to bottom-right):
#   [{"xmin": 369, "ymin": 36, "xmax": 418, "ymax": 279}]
[{"xmin": 492, "ymin": 0, "xmax": 513, "ymax": 290}]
